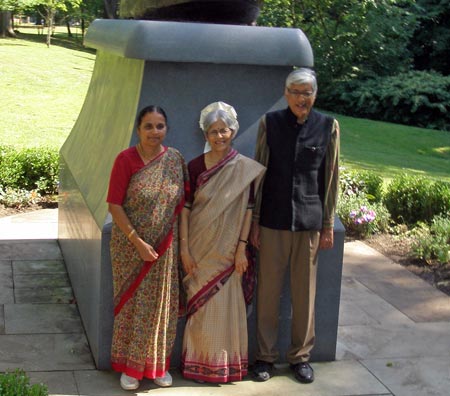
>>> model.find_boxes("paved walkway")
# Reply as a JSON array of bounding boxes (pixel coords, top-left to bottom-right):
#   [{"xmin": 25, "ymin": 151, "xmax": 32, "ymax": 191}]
[{"xmin": 1, "ymin": 209, "xmax": 450, "ymax": 395}]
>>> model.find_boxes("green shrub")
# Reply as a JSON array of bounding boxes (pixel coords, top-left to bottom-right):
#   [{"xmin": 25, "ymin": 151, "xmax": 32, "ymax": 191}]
[
  {"xmin": 0, "ymin": 146, "xmax": 58, "ymax": 195},
  {"xmin": 320, "ymin": 70, "xmax": 450, "ymax": 131},
  {"xmin": 340, "ymin": 168, "xmax": 384, "ymax": 202},
  {"xmin": 384, "ymin": 174, "xmax": 450, "ymax": 225},
  {"xmin": 337, "ymin": 193, "xmax": 391, "ymax": 238},
  {"xmin": 411, "ymin": 213, "xmax": 450, "ymax": 264},
  {"xmin": 0, "ymin": 187, "xmax": 40, "ymax": 208},
  {"xmin": 0, "ymin": 369, "xmax": 48, "ymax": 396},
  {"xmin": 429, "ymin": 181, "xmax": 450, "ymax": 218}
]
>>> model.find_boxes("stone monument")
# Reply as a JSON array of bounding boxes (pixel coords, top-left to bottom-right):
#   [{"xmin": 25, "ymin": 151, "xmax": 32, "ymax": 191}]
[{"xmin": 58, "ymin": 4, "xmax": 344, "ymax": 369}]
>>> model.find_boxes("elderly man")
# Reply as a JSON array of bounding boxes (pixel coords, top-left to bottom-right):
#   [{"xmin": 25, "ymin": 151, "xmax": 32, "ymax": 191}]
[{"xmin": 250, "ymin": 68, "xmax": 340, "ymax": 384}]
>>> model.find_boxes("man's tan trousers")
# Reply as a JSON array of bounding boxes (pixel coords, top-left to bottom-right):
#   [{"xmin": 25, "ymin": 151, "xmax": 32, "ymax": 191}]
[{"xmin": 255, "ymin": 226, "xmax": 320, "ymax": 364}]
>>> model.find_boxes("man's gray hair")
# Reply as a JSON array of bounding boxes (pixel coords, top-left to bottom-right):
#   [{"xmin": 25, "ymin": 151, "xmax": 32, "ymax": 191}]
[
  {"xmin": 286, "ymin": 68, "xmax": 318, "ymax": 95},
  {"xmin": 201, "ymin": 109, "xmax": 239, "ymax": 136}
]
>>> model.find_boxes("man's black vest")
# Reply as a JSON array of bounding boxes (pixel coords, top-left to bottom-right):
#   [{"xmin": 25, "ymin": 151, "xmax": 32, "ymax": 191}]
[{"xmin": 260, "ymin": 108, "xmax": 334, "ymax": 231}]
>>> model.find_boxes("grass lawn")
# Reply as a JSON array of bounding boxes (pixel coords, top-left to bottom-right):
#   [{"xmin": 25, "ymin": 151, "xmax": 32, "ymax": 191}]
[
  {"xmin": 333, "ymin": 113, "xmax": 450, "ymax": 183},
  {"xmin": 1, "ymin": 30, "xmax": 449, "ymax": 183},
  {"xmin": 0, "ymin": 29, "xmax": 95, "ymax": 149}
]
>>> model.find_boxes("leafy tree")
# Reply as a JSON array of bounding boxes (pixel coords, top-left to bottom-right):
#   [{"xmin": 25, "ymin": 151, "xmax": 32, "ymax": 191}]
[
  {"xmin": 258, "ymin": 0, "xmax": 297, "ymax": 27},
  {"xmin": 410, "ymin": 0, "xmax": 450, "ymax": 75},
  {"xmin": 27, "ymin": 0, "xmax": 81, "ymax": 46},
  {"xmin": 103, "ymin": 0, "xmax": 116, "ymax": 18},
  {"xmin": 79, "ymin": 0, "xmax": 104, "ymax": 34},
  {"xmin": 258, "ymin": 0, "xmax": 416, "ymax": 90},
  {"xmin": 0, "ymin": 0, "xmax": 18, "ymax": 37},
  {"xmin": 321, "ymin": 70, "xmax": 450, "ymax": 131}
]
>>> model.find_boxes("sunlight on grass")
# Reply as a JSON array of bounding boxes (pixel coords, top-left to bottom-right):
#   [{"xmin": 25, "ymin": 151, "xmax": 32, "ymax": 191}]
[
  {"xmin": 434, "ymin": 146, "xmax": 450, "ymax": 156},
  {"xmin": 333, "ymin": 113, "xmax": 450, "ymax": 183},
  {"xmin": 0, "ymin": 31, "xmax": 95, "ymax": 149}
]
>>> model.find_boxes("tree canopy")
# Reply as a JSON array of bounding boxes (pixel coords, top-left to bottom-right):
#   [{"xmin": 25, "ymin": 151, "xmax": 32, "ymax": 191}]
[
  {"xmin": 259, "ymin": 0, "xmax": 418, "ymax": 85},
  {"xmin": 258, "ymin": 0, "xmax": 450, "ymax": 130}
]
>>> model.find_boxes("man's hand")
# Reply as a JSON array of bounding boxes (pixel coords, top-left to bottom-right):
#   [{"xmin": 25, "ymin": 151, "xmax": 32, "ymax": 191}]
[
  {"xmin": 249, "ymin": 221, "xmax": 261, "ymax": 249},
  {"xmin": 319, "ymin": 227, "xmax": 334, "ymax": 249}
]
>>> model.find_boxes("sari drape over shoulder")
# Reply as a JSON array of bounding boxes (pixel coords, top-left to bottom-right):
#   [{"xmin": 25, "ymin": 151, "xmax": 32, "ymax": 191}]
[
  {"xmin": 110, "ymin": 147, "xmax": 187, "ymax": 380},
  {"xmin": 181, "ymin": 149, "xmax": 265, "ymax": 383}
]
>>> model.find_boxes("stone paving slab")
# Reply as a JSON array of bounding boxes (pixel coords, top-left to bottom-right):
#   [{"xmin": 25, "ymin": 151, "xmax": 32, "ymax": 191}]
[
  {"xmin": 28, "ymin": 371, "xmax": 80, "ymax": 396},
  {"xmin": 71, "ymin": 361, "xmax": 390, "ymax": 396},
  {"xmin": 0, "ymin": 208, "xmax": 58, "ymax": 240},
  {"xmin": 343, "ymin": 241, "xmax": 407, "ymax": 278},
  {"xmin": 357, "ymin": 274, "xmax": 450, "ymax": 323},
  {"xmin": 0, "ymin": 261, "xmax": 13, "ymax": 304},
  {"xmin": 340, "ymin": 277, "xmax": 413, "ymax": 326},
  {"xmin": 0, "ymin": 333, "xmax": 94, "ymax": 371},
  {"xmin": 4, "ymin": 304, "xmax": 83, "ymax": 334},
  {"xmin": 0, "ymin": 260, "xmax": 12, "ymax": 286},
  {"xmin": 13, "ymin": 259, "xmax": 67, "ymax": 274},
  {"xmin": 0, "ymin": 285, "xmax": 14, "ymax": 304},
  {"xmin": 362, "ymin": 356, "xmax": 450, "ymax": 396},
  {"xmin": 0, "ymin": 240, "xmax": 62, "ymax": 260},
  {"xmin": 344, "ymin": 241, "xmax": 450, "ymax": 323},
  {"xmin": 14, "ymin": 272, "xmax": 71, "ymax": 289},
  {"xmin": 338, "ymin": 322, "xmax": 450, "ymax": 360},
  {"xmin": 0, "ymin": 305, "xmax": 4, "ymax": 334},
  {"xmin": 14, "ymin": 286, "xmax": 74, "ymax": 304}
]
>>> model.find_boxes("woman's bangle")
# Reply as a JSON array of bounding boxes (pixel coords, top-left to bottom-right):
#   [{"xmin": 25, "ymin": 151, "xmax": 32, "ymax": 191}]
[
  {"xmin": 239, "ymin": 239, "xmax": 248, "ymax": 245},
  {"xmin": 127, "ymin": 229, "xmax": 136, "ymax": 239}
]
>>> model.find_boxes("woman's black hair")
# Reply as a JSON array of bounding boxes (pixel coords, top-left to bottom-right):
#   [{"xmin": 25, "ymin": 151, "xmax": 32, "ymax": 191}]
[{"xmin": 136, "ymin": 105, "xmax": 168, "ymax": 126}]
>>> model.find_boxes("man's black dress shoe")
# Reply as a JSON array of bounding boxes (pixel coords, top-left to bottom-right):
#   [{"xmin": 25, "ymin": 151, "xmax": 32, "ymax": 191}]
[
  {"xmin": 291, "ymin": 362, "xmax": 314, "ymax": 383},
  {"xmin": 252, "ymin": 360, "xmax": 274, "ymax": 382}
]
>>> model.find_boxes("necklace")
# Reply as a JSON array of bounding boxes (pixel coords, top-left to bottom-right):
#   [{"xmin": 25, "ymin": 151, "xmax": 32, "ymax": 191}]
[{"xmin": 137, "ymin": 143, "xmax": 162, "ymax": 162}]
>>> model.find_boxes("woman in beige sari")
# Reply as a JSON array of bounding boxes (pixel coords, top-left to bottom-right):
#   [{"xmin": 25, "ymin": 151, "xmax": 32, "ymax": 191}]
[
  {"xmin": 180, "ymin": 102, "xmax": 265, "ymax": 383},
  {"xmin": 107, "ymin": 106, "xmax": 188, "ymax": 391}
]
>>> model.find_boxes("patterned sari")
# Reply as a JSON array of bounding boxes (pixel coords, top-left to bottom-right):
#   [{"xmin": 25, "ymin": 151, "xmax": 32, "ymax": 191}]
[
  {"xmin": 181, "ymin": 149, "xmax": 265, "ymax": 383},
  {"xmin": 110, "ymin": 147, "xmax": 187, "ymax": 380}
]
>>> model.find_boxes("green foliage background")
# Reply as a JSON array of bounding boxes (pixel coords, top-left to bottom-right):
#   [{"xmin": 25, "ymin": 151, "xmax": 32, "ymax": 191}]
[{"xmin": 258, "ymin": 0, "xmax": 450, "ymax": 131}]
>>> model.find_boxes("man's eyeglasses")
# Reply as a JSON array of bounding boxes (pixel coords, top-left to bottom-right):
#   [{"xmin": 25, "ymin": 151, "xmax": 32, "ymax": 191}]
[
  {"xmin": 207, "ymin": 128, "xmax": 232, "ymax": 137},
  {"xmin": 286, "ymin": 88, "xmax": 315, "ymax": 99}
]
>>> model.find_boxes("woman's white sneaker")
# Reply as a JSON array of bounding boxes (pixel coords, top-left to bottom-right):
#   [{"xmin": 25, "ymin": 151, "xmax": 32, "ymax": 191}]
[
  {"xmin": 120, "ymin": 373, "xmax": 139, "ymax": 390},
  {"xmin": 154, "ymin": 371, "xmax": 172, "ymax": 387}
]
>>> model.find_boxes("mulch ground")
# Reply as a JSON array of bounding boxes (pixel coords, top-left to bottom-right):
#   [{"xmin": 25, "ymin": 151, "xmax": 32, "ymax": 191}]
[
  {"xmin": 0, "ymin": 201, "xmax": 58, "ymax": 217},
  {"xmin": 365, "ymin": 233, "xmax": 450, "ymax": 297}
]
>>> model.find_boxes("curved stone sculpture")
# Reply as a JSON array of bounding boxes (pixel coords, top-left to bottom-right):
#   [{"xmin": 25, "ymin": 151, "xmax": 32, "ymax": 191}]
[{"xmin": 119, "ymin": 0, "xmax": 261, "ymax": 25}]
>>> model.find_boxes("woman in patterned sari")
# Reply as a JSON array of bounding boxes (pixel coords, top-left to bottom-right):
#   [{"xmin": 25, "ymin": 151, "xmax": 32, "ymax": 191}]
[
  {"xmin": 180, "ymin": 102, "xmax": 265, "ymax": 383},
  {"xmin": 106, "ymin": 106, "xmax": 188, "ymax": 391}
]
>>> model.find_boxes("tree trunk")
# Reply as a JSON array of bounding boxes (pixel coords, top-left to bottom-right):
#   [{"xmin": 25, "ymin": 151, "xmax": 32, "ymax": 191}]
[
  {"xmin": 46, "ymin": 9, "xmax": 54, "ymax": 47},
  {"xmin": 104, "ymin": 0, "xmax": 118, "ymax": 18},
  {"xmin": 0, "ymin": 10, "xmax": 16, "ymax": 38},
  {"xmin": 66, "ymin": 20, "xmax": 72, "ymax": 37}
]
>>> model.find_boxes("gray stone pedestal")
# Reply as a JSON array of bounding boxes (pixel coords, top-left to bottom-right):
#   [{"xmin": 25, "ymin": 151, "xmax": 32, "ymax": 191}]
[{"xmin": 58, "ymin": 19, "xmax": 343, "ymax": 369}]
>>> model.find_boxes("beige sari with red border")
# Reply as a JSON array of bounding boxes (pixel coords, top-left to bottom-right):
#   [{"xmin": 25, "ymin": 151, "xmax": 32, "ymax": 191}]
[{"xmin": 181, "ymin": 149, "xmax": 265, "ymax": 383}]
